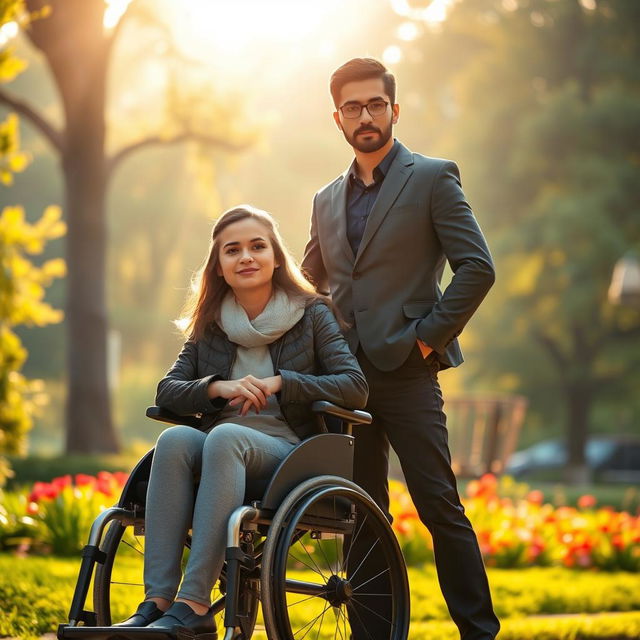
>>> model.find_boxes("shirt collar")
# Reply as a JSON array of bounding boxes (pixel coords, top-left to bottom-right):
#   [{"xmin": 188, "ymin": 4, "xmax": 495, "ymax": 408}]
[{"xmin": 349, "ymin": 138, "xmax": 400, "ymax": 187}]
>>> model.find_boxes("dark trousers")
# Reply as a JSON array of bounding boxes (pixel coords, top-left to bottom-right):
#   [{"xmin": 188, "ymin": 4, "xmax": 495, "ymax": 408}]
[{"xmin": 348, "ymin": 346, "xmax": 499, "ymax": 640}]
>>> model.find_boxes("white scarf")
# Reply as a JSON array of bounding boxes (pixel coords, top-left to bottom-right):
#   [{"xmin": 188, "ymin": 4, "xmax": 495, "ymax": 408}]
[
  {"xmin": 219, "ymin": 287, "xmax": 306, "ymax": 349},
  {"xmin": 215, "ymin": 288, "xmax": 306, "ymax": 439}
]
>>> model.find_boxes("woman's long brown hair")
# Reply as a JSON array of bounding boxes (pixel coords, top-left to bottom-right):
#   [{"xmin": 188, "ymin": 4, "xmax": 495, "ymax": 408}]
[{"xmin": 178, "ymin": 205, "xmax": 329, "ymax": 340}]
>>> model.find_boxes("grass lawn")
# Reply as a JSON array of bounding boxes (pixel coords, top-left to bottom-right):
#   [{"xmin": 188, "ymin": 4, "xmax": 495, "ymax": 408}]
[{"xmin": 2, "ymin": 554, "xmax": 639, "ymax": 639}]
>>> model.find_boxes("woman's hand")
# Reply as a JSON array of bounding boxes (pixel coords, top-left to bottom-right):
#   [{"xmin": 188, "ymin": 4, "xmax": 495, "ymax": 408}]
[
  {"xmin": 227, "ymin": 375, "xmax": 282, "ymax": 416},
  {"xmin": 208, "ymin": 376, "xmax": 270, "ymax": 415}
]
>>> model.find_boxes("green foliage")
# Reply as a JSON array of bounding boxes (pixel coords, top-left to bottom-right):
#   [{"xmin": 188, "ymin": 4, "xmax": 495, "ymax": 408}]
[
  {"xmin": 397, "ymin": 0, "xmax": 640, "ymax": 454},
  {"xmin": 0, "ymin": 113, "xmax": 29, "ymax": 184},
  {"xmin": 0, "ymin": 205, "xmax": 66, "ymax": 465},
  {"xmin": 0, "ymin": 1, "xmax": 27, "ymax": 83},
  {"xmin": 0, "ymin": 489, "xmax": 36, "ymax": 551},
  {"xmin": 0, "ymin": 0, "xmax": 65, "ymax": 479}
]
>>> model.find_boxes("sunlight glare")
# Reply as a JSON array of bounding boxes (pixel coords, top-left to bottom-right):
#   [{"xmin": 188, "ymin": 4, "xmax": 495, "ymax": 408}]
[
  {"xmin": 179, "ymin": 0, "xmax": 343, "ymax": 53},
  {"xmin": 0, "ymin": 20, "xmax": 18, "ymax": 46},
  {"xmin": 104, "ymin": 0, "xmax": 132, "ymax": 30},
  {"xmin": 383, "ymin": 45, "xmax": 402, "ymax": 65},
  {"xmin": 397, "ymin": 21, "xmax": 421, "ymax": 41},
  {"xmin": 391, "ymin": 0, "xmax": 454, "ymax": 24}
]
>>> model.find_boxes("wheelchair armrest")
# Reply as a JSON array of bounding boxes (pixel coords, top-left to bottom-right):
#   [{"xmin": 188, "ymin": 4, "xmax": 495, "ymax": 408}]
[
  {"xmin": 311, "ymin": 401, "xmax": 372, "ymax": 427},
  {"xmin": 145, "ymin": 406, "xmax": 203, "ymax": 429}
]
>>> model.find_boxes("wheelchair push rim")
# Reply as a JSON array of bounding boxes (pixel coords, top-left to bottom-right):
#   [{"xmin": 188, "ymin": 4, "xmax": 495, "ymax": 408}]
[{"xmin": 261, "ymin": 482, "xmax": 410, "ymax": 640}]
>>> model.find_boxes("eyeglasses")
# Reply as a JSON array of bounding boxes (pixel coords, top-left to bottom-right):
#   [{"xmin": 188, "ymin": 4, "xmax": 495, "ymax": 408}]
[{"xmin": 338, "ymin": 100, "xmax": 390, "ymax": 119}]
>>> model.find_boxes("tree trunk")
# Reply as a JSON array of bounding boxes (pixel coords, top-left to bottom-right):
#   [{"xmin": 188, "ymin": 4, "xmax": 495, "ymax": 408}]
[
  {"xmin": 563, "ymin": 382, "xmax": 593, "ymax": 484},
  {"xmin": 63, "ymin": 152, "xmax": 118, "ymax": 454},
  {"xmin": 51, "ymin": 5, "xmax": 119, "ymax": 453}
]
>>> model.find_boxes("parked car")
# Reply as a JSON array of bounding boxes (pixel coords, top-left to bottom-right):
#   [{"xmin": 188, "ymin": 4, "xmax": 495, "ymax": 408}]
[{"xmin": 505, "ymin": 435, "xmax": 640, "ymax": 483}]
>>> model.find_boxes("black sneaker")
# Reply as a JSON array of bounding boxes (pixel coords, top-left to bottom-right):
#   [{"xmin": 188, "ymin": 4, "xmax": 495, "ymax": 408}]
[
  {"xmin": 146, "ymin": 601, "xmax": 217, "ymax": 637},
  {"xmin": 113, "ymin": 600, "xmax": 164, "ymax": 627}
]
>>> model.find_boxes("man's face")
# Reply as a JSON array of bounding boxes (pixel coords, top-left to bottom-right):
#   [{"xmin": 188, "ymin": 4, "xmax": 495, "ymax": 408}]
[{"xmin": 333, "ymin": 77, "xmax": 399, "ymax": 153}]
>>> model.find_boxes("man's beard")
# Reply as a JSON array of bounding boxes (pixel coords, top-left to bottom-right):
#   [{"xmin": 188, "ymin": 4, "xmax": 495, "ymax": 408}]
[{"xmin": 344, "ymin": 121, "xmax": 393, "ymax": 153}]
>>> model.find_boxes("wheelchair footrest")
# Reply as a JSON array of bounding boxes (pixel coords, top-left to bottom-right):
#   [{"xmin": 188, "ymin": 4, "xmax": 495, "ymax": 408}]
[{"xmin": 58, "ymin": 625, "xmax": 216, "ymax": 640}]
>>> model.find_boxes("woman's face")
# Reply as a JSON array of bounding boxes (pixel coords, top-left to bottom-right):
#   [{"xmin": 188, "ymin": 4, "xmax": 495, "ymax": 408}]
[{"xmin": 216, "ymin": 217, "xmax": 278, "ymax": 295}]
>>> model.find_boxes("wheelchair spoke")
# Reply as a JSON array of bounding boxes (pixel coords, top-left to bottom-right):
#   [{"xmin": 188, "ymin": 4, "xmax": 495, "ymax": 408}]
[
  {"xmin": 121, "ymin": 538, "xmax": 144, "ymax": 557},
  {"xmin": 348, "ymin": 537, "xmax": 380, "ymax": 583},
  {"xmin": 333, "ymin": 608, "xmax": 341, "ymax": 640},
  {"xmin": 350, "ymin": 597, "xmax": 393, "ymax": 625},
  {"xmin": 110, "ymin": 580, "xmax": 144, "ymax": 587},
  {"xmin": 346, "ymin": 601, "xmax": 375, "ymax": 640},
  {"xmin": 316, "ymin": 533, "xmax": 339, "ymax": 576},
  {"xmin": 286, "ymin": 593, "xmax": 327, "ymax": 608},
  {"xmin": 352, "ymin": 566, "xmax": 391, "ymax": 592},
  {"xmin": 292, "ymin": 602, "xmax": 332, "ymax": 639},
  {"xmin": 287, "ymin": 551, "xmax": 327, "ymax": 578},
  {"xmin": 314, "ymin": 604, "xmax": 328, "ymax": 640},
  {"xmin": 294, "ymin": 537, "xmax": 329, "ymax": 581},
  {"xmin": 340, "ymin": 512, "xmax": 368, "ymax": 574},
  {"xmin": 333, "ymin": 605, "xmax": 349, "ymax": 640},
  {"xmin": 333, "ymin": 497, "xmax": 339, "ymax": 573}
]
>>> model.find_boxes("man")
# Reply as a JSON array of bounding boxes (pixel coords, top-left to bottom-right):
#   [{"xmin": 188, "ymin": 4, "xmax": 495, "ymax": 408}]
[{"xmin": 302, "ymin": 58, "xmax": 500, "ymax": 640}]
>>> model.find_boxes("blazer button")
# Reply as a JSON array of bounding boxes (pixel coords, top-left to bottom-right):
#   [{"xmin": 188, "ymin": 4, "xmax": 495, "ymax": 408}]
[{"xmin": 353, "ymin": 272, "xmax": 361, "ymax": 280}]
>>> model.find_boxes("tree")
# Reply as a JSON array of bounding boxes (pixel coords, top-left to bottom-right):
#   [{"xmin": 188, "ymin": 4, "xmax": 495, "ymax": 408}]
[
  {"xmin": 395, "ymin": 0, "xmax": 640, "ymax": 480},
  {"xmin": 1, "ymin": 0, "xmax": 65, "ymax": 482},
  {"xmin": 0, "ymin": 0, "xmax": 250, "ymax": 453}
]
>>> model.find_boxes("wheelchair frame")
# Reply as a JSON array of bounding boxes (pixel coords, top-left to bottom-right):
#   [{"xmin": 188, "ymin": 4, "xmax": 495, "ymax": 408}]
[{"xmin": 57, "ymin": 401, "xmax": 410, "ymax": 640}]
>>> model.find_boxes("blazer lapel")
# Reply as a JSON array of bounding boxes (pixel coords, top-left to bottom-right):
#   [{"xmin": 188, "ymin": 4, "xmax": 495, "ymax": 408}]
[
  {"xmin": 331, "ymin": 163, "xmax": 356, "ymax": 264},
  {"xmin": 354, "ymin": 145, "xmax": 414, "ymax": 265}
]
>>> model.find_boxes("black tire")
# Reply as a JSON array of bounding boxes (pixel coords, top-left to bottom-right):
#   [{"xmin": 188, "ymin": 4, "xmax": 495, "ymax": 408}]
[
  {"xmin": 261, "ymin": 479, "xmax": 410, "ymax": 640},
  {"xmin": 93, "ymin": 520, "xmax": 259, "ymax": 638}
]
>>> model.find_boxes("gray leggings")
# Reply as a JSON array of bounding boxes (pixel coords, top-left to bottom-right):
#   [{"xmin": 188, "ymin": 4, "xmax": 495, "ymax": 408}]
[{"xmin": 144, "ymin": 423, "xmax": 295, "ymax": 606}]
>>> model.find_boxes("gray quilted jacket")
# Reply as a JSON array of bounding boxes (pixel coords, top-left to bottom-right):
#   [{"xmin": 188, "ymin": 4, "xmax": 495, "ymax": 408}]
[{"xmin": 155, "ymin": 300, "xmax": 368, "ymax": 440}]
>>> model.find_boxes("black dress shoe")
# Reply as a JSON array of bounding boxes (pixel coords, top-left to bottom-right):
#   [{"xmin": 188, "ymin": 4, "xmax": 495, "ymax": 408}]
[
  {"xmin": 147, "ymin": 601, "xmax": 217, "ymax": 636},
  {"xmin": 113, "ymin": 600, "xmax": 164, "ymax": 627}
]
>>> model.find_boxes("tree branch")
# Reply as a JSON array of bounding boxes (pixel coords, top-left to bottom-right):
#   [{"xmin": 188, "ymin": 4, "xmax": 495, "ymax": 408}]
[
  {"xmin": 0, "ymin": 87, "xmax": 64, "ymax": 153},
  {"xmin": 106, "ymin": 131, "xmax": 249, "ymax": 179},
  {"xmin": 534, "ymin": 330, "xmax": 569, "ymax": 369}
]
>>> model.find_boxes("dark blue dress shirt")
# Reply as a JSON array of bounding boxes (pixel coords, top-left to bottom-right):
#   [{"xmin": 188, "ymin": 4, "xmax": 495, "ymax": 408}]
[{"xmin": 346, "ymin": 139, "xmax": 400, "ymax": 256}]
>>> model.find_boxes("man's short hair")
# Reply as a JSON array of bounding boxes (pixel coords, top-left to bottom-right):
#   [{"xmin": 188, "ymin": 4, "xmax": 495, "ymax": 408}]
[{"xmin": 330, "ymin": 57, "xmax": 396, "ymax": 108}]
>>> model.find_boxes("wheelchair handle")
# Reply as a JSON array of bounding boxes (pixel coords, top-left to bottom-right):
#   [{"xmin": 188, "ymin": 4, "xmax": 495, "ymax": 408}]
[
  {"xmin": 311, "ymin": 401, "xmax": 372, "ymax": 429},
  {"xmin": 145, "ymin": 406, "xmax": 203, "ymax": 429},
  {"xmin": 146, "ymin": 402, "xmax": 372, "ymax": 433}
]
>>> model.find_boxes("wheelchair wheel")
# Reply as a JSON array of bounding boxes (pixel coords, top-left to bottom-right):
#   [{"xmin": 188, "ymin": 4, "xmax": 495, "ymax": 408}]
[
  {"xmin": 94, "ymin": 520, "xmax": 259, "ymax": 638},
  {"xmin": 261, "ymin": 476, "xmax": 410, "ymax": 640}
]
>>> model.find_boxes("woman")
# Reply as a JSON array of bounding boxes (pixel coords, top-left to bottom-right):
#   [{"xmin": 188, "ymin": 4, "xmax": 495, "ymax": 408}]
[{"xmin": 115, "ymin": 205, "xmax": 368, "ymax": 634}]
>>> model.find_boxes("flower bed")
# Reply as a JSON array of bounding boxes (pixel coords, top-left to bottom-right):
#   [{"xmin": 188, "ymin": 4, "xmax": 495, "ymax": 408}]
[
  {"xmin": 1, "ymin": 471, "xmax": 127, "ymax": 555},
  {"xmin": 1, "ymin": 471, "xmax": 639, "ymax": 569},
  {"xmin": 390, "ymin": 474, "xmax": 640, "ymax": 571}
]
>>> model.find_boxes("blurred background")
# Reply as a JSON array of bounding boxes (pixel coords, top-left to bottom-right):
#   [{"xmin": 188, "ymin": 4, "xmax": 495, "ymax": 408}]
[{"xmin": 1, "ymin": 0, "xmax": 639, "ymax": 487}]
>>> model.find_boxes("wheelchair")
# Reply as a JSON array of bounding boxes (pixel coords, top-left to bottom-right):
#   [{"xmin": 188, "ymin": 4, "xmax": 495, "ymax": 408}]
[{"xmin": 57, "ymin": 401, "xmax": 410, "ymax": 640}]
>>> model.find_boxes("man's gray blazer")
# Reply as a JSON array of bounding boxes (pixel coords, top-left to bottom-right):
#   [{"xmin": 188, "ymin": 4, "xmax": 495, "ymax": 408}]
[{"xmin": 301, "ymin": 141, "xmax": 495, "ymax": 371}]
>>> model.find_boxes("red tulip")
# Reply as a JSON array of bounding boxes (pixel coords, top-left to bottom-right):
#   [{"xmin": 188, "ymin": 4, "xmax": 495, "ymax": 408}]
[
  {"xmin": 577, "ymin": 494, "xmax": 597, "ymax": 509},
  {"xmin": 527, "ymin": 490, "xmax": 544, "ymax": 505}
]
